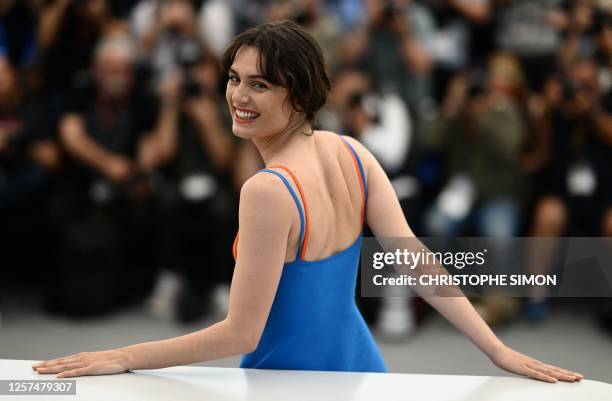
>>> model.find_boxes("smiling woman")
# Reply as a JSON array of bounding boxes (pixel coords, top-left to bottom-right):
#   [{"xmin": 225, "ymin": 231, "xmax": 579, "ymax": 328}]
[
  {"xmin": 221, "ymin": 23, "xmax": 330, "ymax": 141},
  {"xmin": 32, "ymin": 20, "xmax": 584, "ymax": 384},
  {"xmin": 222, "ymin": 20, "xmax": 331, "ymax": 129}
]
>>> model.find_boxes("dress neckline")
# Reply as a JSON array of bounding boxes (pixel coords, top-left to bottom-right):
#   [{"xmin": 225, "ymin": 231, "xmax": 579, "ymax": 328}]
[{"xmin": 284, "ymin": 235, "xmax": 362, "ymax": 266}]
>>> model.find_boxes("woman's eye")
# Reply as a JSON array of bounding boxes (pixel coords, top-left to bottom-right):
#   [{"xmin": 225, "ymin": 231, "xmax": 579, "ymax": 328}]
[{"xmin": 228, "ymin": 76, "xmax": 266, "ymax": 89}]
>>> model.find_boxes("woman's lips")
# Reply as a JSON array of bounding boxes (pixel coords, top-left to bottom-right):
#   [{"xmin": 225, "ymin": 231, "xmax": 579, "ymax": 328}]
[
  {"xmin": 234, "ymin": 114, "xmax": 257, "ymax": 124},
  {"xmin": 234, "ymin": 107, "xmax": 260, "ymax": 124}
]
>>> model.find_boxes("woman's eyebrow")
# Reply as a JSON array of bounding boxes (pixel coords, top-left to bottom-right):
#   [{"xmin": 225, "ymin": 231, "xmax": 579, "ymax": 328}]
[{"xmin": 229, "ymin": 68, "xmax": 268, "ymax": 80}]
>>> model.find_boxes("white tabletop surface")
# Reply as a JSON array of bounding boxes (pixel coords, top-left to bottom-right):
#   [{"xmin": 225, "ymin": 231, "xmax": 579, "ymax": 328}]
[{"xmin": 1, "ymin": 359, "xmax": 611, "ymax": 401}]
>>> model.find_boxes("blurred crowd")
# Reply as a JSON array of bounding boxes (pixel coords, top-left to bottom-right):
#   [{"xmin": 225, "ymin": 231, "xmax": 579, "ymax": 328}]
[{"xmin": 1, "ymin": 0, "xmax": 611, "ymax": 335}]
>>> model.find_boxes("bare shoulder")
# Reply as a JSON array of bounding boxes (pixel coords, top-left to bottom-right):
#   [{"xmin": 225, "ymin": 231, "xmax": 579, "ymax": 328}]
[
  {"xmin": 315, "ymin": 130, "xmax": 371, "ymax": 156},
  {"xmin": 239, "ymin": 171, "xmax": 295, "ymax": 225},
  {"xmin": 315, "ymin": 130, "xmax": 374, "ymax": 174}
]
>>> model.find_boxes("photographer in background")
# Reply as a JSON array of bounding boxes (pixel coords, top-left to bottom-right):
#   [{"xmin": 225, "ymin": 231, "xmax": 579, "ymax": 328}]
[
  {"xmin": 525, "ymin": 59, "xmax": 612, "ymax": 323},
  {"xmin": 336, "ymin": 0, "xmax": 433, "ymax": 108},
  {"xmin": 47, "ymin": 34, "xmax": 174, "ymax": 317},
  {"xmin": 130, "ymin": 0, "xmax": 233, "ymax": 89},
  {"xmin": 492, "ymin": 0, "xmax": 565, "ymax": 93},
  {"xmin": 37, "ymin": 0, "xmax": 112, "ymax": 97},
  {"xmin": 149, "ymin": 45, "xmax": 237, "ymax": 324},
  {"xmin": 422, "ymin": 53, "xmax": 527, "ymax": 325},
  {"xmin": 423, "ymin": 54, "xmax": 526, "ymax": 241},
  {"xmin": 529, "ymin": 59, "xmax": 612, "ymax": 240},
  {"xmin": 0, "ymin": 56, "xmax": 60, "ymax": 287}
]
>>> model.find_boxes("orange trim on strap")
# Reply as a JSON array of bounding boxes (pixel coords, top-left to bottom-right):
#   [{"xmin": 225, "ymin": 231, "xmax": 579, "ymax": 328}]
[
  {"xmin": 232, "ymin": 232, "xmax": 239, "ymax": 260},
  {"xmin": 269, "ymin": 164, "xmax": 310, "ymax": 261},
  {"xmin": 341, "ymin": 139, "xmax": 366, "ymax": 226}
]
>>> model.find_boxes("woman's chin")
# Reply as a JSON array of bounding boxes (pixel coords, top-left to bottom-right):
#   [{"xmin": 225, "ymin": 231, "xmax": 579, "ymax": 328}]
[{"xmin": 232, "ymin": 126, "xmax": 255, "ymax": 139}]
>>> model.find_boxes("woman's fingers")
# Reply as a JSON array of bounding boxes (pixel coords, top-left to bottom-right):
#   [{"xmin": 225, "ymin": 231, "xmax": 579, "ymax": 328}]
[
  {"xmin": 490, "ymin": 346, "xmax": 583, "ymax": 384},
  {"xmin": 531, "ymin": 360, "xmax": 583, "ymax": 382},
  {"xmin": 524, "ymin": 365, "xmax": 558, "ymax": 383},
  {"xmin": 35, "ymin": 362, "xmax": 87, "ymax": 375},
  {"xmin": 526, "ymin": 362, "xmax": 583, "ymax": 383},
  {"xmin": 32, "ymin": 354, "xmax": 82, "ymax": 369},
  {"xmin": 36, "ymin": 356, "xmax": 80, "ymax": 367},
  {"xmin": 535, "ymin": 366, "xmax": 576, "ymax": 382},
  {"xmin": 540, "ymin": 362, "xmax": 583, "ymax": 381}
]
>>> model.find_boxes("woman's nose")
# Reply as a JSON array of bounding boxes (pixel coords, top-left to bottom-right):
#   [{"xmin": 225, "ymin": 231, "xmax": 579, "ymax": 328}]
[{"xmin": 232, "ymin": 88, "xmax": 250, "ymax": 104}]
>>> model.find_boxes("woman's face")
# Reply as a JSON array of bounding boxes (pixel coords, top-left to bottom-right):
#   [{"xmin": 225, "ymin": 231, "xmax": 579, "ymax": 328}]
[{"xmin": 225, "ymin": 46, "xmax": 295, "ymax": 140}]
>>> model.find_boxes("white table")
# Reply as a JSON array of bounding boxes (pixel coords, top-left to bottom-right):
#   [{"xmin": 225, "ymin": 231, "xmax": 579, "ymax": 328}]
[{"xmin": 1, "ymin": 359, "xmax": 610, "ymax": 401}]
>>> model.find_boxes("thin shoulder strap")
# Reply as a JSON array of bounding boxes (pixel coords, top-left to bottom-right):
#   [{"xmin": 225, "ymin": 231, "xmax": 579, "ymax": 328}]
[
  {"xmin": 232, "ymin": 167, "xmax": 309, "ymax": 261},
  {"xmin": 340, "ymin": 136, "xmax": 367, "ymax": 227},
  {"xmin": 268, "ymin": 165, "xmax": 310, "ymax": 260}
]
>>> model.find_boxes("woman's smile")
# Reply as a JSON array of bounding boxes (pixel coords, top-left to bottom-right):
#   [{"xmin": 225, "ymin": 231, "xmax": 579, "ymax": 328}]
[{"xmin": 234, "ymin": 107, "xmax": 260, "ymax": 124}]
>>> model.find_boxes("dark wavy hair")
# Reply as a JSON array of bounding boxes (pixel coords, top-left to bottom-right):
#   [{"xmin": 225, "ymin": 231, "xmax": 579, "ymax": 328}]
[{"xmin": 221, "ymin": 20, "xmax": 331, "ymax": 128}]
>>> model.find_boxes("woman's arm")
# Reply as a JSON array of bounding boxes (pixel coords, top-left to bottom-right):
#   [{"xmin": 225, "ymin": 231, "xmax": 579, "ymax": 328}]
[
  {"xmin": 342, "ymin": 135, "xmax": 583, "ymax": 383},
  {"xmin": 32, "ymin": 172, "xmax": 294, "ymax": 377}
]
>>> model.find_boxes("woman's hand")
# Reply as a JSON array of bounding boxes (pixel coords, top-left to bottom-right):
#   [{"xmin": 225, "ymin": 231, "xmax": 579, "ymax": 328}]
[
  {"xmin": 32, "ymin": 350, "xmax": 129, "ymax": 378},
  {"xmin": 490, "ymin": 345, "xmax": 583, "ymax": 383}
]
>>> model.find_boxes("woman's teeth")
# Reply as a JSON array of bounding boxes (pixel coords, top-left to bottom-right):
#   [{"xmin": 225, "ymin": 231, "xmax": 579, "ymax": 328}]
[{"xmin": 236, "ymin": 109, "xmax": 259, "ymax": 120}]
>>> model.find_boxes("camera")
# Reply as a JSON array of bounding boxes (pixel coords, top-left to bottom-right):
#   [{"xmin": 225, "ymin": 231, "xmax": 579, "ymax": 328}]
[
  {"xmin": 347, "ymin": 91, "xmax": 382, "ymax": 124},
  {"xmin": 175, "ymin": 39, "xmax": 205, "ymax": 98},
  {"xmin": 467, "ymin": 70, "xmax": 486, "ymax": 99}
]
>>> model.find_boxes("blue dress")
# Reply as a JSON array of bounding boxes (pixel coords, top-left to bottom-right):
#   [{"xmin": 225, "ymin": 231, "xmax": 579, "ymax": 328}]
[{"xmin": 234, "ymin": 136, "xmax": 387, "ymax": 373}]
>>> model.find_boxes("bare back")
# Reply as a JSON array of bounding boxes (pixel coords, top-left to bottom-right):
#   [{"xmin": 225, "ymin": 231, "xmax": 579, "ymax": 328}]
[{"xmin": 277, "ymin": 131, "xmax": 366, "ymax": 263}]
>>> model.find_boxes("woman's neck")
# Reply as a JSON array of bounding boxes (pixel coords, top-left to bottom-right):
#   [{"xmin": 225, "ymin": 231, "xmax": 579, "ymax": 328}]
[{"xmin": 253, "ymin": 121, "xmax": 315, "ymax": 167}]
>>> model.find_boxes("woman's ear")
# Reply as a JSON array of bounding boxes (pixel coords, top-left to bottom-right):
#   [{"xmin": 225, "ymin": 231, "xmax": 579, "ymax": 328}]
[
  {"xmin": 284, "ymin": 96, "xmax": 304, "ymax": 115},
  {"xmin": 293, "ymin": 102, "xmax": 305, "ymax": 113}
]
